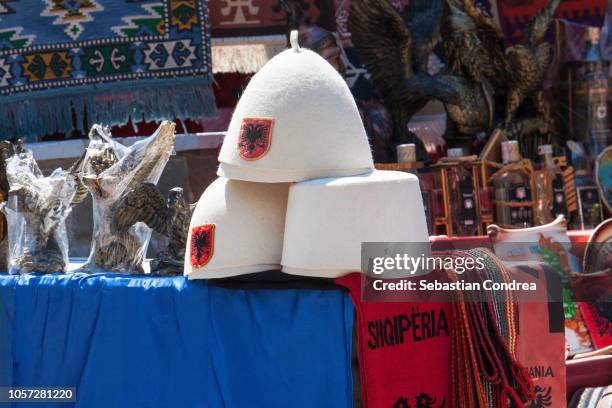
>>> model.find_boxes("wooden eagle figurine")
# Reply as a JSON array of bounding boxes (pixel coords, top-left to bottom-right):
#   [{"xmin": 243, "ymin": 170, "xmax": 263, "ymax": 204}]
[
  {"xmin": 64, "ymin": 124, "xmax": 121, "ymax": 213},
  {"xmin": 112, "ymin": 183, "xmax": 195, "ymax": 276},
  {"xmin": 438, "ymin": 0, "xmax": 509, "ymax": 135},
  {"xmin": 503, "ymin": 0, "xmax": 561, "ymax": 130},
  {"xmin": 81, "ymin": 121, "xmax": 176, "ymax": 274},
  {"xmin": 3, "ymin": 152, "xmax": 77, "ymax": 274},
  {"xmin": 348, "ymin": 0, "xmax": 460, "ymax": 161},
  {"xmin": 440, "ymin": 0, "xmax": 560, "ymax": 146}
]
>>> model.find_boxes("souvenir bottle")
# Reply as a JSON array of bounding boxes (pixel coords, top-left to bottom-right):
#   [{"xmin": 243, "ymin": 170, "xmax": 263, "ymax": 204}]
[
  {"xmin": 535, "ymin": 144, "xmax": 568, "ymax": 224},
  {"xmin": 447, "ymin": 148, "xmax": 478, "ymax": 236},
  {"xmin": 494, "ymin": 141, "xmax": 533, "ymax": 228},
  {"xmin": 397, "ymin": 143, "xmax": 434, "ymax": 235},
  {"xmin": 566, "ymin": 141, "xmax": 603, "ymax": 229},
  {"xmin": 574, "ymin": 27, "xmax": 611, "ymax": 156}
]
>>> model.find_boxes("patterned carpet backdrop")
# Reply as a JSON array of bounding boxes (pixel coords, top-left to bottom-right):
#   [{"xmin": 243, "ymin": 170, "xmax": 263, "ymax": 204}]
[
  {"xmin": 492, "ymin": 0, "xmax": 606, "ymax": 44},
  {"xmin": 206, "ymin": 1, "xmax": 336, "ymax": 74},
  {"xmin": 208, "ymin": 0, "xmax": 335, "ymax": 37},
  {"xmin": 0, "ymin": 0, "xmax": 215, "ymax": 140}
]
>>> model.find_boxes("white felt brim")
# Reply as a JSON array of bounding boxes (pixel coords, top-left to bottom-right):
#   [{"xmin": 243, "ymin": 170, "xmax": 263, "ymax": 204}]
[
  {"xmin": 217, "ymin": 162, "xmax": 374, "ymax": 183},
  {"xmin": 187, "ymin": 264, "xmax": 281, "ymax": 279},
  {"xmin": 281, "ymin": 266, "xmax": 355, "ymax": 279}
]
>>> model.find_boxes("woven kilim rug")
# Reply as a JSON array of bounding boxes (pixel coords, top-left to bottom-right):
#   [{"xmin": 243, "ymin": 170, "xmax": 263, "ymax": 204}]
[{"xmin": 0, "ymin": 0, "xmax": 216, "ymax": 140}]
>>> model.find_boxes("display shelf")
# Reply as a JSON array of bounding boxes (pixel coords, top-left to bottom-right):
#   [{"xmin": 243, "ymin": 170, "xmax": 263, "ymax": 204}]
[{"xmin": 27, "ymin": 132, "xmax": 225, "ymax": 161}]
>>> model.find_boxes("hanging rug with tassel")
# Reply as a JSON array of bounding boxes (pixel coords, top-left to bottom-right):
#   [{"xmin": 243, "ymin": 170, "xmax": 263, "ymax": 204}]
[{"xmin": 0, "ymin": 0, "xmax": 216, "ymax": 140}]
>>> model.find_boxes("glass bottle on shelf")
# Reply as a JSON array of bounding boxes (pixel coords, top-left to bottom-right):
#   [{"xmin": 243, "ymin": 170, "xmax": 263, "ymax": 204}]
[
  {"xmin": 537, "ymin": 144, "xmax": 568, "ymax": 222},
  {"xmin": 575, "ymin": 27, "xmax": 611, "ymax": 156},
  {"xmin": 397, "ymin": 143, "xmax": 434, "ymax": 235},
  {"xmin": 494, "ymin": 141, "xmax": 533, "ymax": 228},
  {"xmin": 447, "ymin": 148, "xmax": 478, "ymax": 236},
  {"xmin": 566, "ymin": 140, "xmax": 603, "ymax": 229}
]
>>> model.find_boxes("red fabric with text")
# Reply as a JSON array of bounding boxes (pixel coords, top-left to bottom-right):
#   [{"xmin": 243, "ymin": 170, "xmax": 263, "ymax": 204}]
[
  {"xmin": 336, "ymin": 273, "xmax": 451, "ymax": 408},
  {"xmin": 513, "ymin": 264, "xmax": 567, "ymax": 408}
]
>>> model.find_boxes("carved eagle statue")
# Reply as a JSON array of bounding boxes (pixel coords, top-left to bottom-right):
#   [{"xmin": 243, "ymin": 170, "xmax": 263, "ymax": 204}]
[
  {"xmin": 440, "ymin": 0, "xmax": 560, "ymax": 143},
  {"xmin": 81, "ymin": 121, "xmax": 175, "ymax": 273},
  {"xmin": 348, "ymin": 0, "xmax": 460, "ymax": 161},
  {"xmin": 112, "ymin": 183, "xmax": 195, "ymax": 276},
  {"xmin": 503, "ymin": 0, "xmax": 561, "ymax": 130},
  {"xmin": 67, "ymin": 125, "xmax": 120, "ymax": 208},
  {"xmin": 438, "ymin": 0, "xmax": 510, "ymax": 135},
  {"xmin": 3, "ymin": 151, "xmax": 77, "ymax": 274}
]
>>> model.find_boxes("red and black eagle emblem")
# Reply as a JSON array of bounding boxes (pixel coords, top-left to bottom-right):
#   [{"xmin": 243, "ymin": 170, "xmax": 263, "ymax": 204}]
[
  {"xmin": 237, "ymin": 117, "xmax": 274, "ymax": 160},
  {"xmin": 190, "ymin": 224, "xmax": 215, "ymax": 268}
]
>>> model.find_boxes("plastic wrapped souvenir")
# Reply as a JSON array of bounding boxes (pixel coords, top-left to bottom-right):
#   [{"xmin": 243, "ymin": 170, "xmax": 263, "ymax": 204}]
[
  {"xmin": 113, "ymin": 183, "xmax": 195, "ymax": 276},
  {"xmin": 1, "ymin": 152, "xmax": 76, "ymax": 274},
  {"xmin": 81, "ymin": 122, "xmax": 175, "ymax": 274}
]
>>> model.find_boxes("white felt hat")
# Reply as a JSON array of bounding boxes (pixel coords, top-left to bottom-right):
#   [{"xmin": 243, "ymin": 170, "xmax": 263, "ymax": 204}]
[
  {"xmin": 184, "ymin": 177, "xmax": 289, "ymax": 279},
  {"xmin": 281, "ymin": 170, "xmax": 430, "ymax": 278},
  {"xmin": 217, "ymin": 31, "xmax": 374, "ymax": 183}
]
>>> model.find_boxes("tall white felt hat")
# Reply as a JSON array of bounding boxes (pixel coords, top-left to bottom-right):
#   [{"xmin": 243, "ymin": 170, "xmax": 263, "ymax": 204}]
[
  {"xmin": 184, "ymin": 177, "xmax": 289, "ymax": 279},
  {"xmin": 217, "ymin": 31, "xmax": 374, "ymax": 183},
  {"xmin": 281, "ymin": 170, "xmax": 430, "ymax": 278}
]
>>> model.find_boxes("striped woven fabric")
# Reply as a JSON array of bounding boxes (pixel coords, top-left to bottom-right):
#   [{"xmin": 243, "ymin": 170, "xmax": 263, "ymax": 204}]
[{"xmin": 442, "ymin": 248, "xmax": 534, "ymax": 408}]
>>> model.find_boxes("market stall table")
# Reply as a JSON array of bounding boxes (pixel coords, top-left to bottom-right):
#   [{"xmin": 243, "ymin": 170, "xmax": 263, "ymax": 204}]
[{"xmin": 0, "ymin": 273, "xmax": 354, "ymax": 408}]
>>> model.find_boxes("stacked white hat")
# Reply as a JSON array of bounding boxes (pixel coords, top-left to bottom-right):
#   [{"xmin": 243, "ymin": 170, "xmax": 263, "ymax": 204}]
[
  {"xmin": 281, "ymin": 170, "xmax": 429, "ymax": 278},
  {"xmin": 184, "ymin": 178, "xmax": 289, "ymax": 279},
  {"xmin": 185, "ymin": 31, "xmax": 429, "ymax": 279},
  {"xmin": 217, "ymin": 32, "xmax": 374, "ymax": 182}
]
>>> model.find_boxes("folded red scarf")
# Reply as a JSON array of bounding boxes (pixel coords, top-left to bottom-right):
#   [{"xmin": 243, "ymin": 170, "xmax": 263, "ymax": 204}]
[
  {"xmin": 336, "ymin": 273, "xmax": 452, "ymax": 408},
  {"xmin": 513, "ymin": 263, "xmax": 567, "ymax": 407}
]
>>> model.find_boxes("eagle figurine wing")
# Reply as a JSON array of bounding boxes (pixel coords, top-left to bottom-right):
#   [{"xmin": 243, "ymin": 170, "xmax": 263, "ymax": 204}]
[
  {"xmin": 349, "ymin": 0, "xmax": 458, "ymax": 106},
  {"xmin": 166, "ymin": 187, "xmax": 195, "ymax": 253},
  {"xmin": 67, "ymin": 152, "xmax": 89, "ymax": 208},
  {"xmin": 348, "ymin": 0, "xmax": 413, "ymax": 101},
  {"xmin": 447, "ymin": 0, "xmax": 509, "ymax": 84},
  {"xmin": 112, "ymin": 183, "xmax": 169, "ymax": 235},
  {"xmin": 459, "ymin": 0, "xmax": 504, "ymax": 39},
  {"xmin": 404, "ymin": 0, "xmax": 444, "ymax": 73},
  {"xmin": 522, "ymin": 0, "xmax": 561, "ymax": 49}
]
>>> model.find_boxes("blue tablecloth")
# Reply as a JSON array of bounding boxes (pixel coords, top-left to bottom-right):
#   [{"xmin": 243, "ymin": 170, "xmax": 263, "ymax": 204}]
[{"xmin": 0, "ymin": 273, "xmax": 354, "ymax": 408}]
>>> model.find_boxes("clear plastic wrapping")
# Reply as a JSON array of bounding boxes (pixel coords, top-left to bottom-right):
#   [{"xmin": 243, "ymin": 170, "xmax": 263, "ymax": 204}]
[
  {"xmin": 81, "ymin": 122, "xmax": 176, "ymax": 274},
  {"xmin": 0, "ymin": 152, "xmax": 76, "ymax": 274}
]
